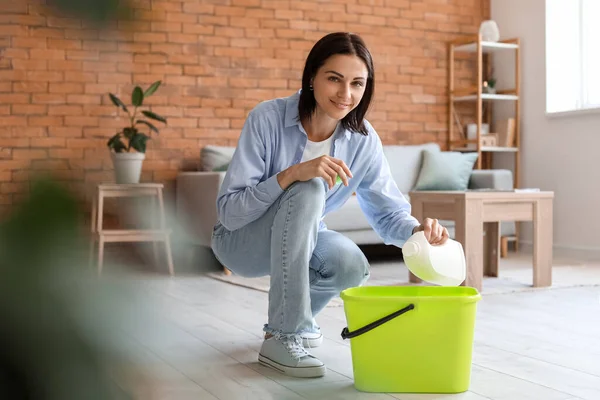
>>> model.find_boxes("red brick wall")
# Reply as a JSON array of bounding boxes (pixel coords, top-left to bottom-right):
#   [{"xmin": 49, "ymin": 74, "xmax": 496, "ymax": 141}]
[{"xmin": 0, "ymin": 0, "xmax": 489, "ymax": 214}]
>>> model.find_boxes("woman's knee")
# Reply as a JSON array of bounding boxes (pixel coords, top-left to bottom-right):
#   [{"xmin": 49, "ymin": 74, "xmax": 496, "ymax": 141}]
[
  {"xmin": 331, "ymin": 247, "xmax": 370, "ymax": 290},
  {"xmin": 286, "ymin": 178, "xmax": 326, "ymax": 207}
]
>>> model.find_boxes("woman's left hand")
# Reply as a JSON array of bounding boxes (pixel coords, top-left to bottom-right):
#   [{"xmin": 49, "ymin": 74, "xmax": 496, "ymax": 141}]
[{"xmin": 413, "ymin": 218, "xmax": 449, "ymax": 245}]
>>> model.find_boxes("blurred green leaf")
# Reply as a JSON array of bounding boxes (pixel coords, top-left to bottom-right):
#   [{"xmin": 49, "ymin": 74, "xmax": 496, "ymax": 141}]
[
  {"xmin": 129, "ymin": 133, "xmax": 149, "ymax": 153},
  {"xmin": 144, "ymin": 81, "xmax": 161, "ymax": 97},
  {"xmin": 107, "ymin": 134, "xmax": 127, "ymax": 153},
  {"xmin": 47, "ymin": 0, "xmax": 131, "ymax": 23},
  {"xmin": 131, "ymin": 86, "xmax": 143, "ymax": 107},
  {"xmin": 0, "ymin": 178, "xmax": 81, "ymax": 271},
  {"xmin": 0, "ymin": 178, "xmax": 134, "ymax": 399},
  {"xmin": 136, "ymin": 120, "xmax": 158, "ymax": 134},
  {"xmin": 109, "ymin": 93, "xmax": 128, "ymax": 113},
  {"xmin": 123, "ymin": 127, "xmax": 137, "ymax": 139},
  {"xmin": 141, "ymin": 110, "xmax": 166, "ymax": 124}
]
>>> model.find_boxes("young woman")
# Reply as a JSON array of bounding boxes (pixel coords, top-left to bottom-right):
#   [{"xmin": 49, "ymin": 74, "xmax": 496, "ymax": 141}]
[{"xmin": 211, "ymin": 32, "xmax": 448, "ymax": 378}]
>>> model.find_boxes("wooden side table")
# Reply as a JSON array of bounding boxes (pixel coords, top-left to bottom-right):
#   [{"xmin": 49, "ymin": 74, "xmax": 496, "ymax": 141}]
[
  {"xmin": 408, "ymin": 190, "xmax": 554, "ymax": 291},
  {"xmin": 89, "ymin": 183, "xmax": 174, "ymax": 276}
]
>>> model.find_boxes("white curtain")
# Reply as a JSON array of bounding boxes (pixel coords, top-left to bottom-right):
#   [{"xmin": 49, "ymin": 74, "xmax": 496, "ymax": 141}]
[
  {"xmin": 582, "ymin": 0, "xmax": 600, "ymax": 107},
  {"xmin": 546, "ymin": 0, "xmax": 600, "ymax": 113}
]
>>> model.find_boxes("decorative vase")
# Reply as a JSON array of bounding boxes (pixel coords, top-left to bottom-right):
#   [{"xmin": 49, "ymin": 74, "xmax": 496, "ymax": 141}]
[
  {"xmin": 111, "ymin": 152, "xmax": 145, "ymax": 184},
  {"xmin": 479, "ymin": 20, "xmax": 500, "ymax": 42}
]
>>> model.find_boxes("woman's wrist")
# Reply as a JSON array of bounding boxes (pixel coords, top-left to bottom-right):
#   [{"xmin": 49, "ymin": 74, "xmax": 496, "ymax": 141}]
[{"xmin": 277, "ymin": 165, "xmax": 297, "ymax": 190}]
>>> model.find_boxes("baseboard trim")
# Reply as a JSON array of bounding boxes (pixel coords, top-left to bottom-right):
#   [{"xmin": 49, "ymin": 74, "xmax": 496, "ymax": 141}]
[{"xmin": 519, "ymin": 240, "xmax": 600, "ymax": 261}]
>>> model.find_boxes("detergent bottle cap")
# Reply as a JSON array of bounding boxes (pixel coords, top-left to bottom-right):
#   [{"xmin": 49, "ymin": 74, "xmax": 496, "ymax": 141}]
[{"xmin": 402, "ymin": 241, "xmax": 420, "ymax": 258}]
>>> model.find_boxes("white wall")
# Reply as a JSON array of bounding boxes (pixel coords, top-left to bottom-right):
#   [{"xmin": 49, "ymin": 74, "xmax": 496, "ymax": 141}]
[{"xmin": 491, "ymin": 0, "xmax": 600, "ymax": 259}]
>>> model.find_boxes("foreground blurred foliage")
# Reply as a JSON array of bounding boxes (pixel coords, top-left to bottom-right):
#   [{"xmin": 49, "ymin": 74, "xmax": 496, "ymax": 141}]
[
  {"xmin": 0, "ymin": 179, "xmax": 146, "ymax": 399},
  {"xmin": 0, "ymin": 0, "xmax": 174, "ymax": 395},
  {"xmin": 47, "ymin": 0, "xmax": 132, "ymax": 23}
]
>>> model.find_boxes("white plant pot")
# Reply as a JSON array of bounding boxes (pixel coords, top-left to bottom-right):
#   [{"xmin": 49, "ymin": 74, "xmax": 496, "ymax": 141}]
[{"xmin": 111, "ymin": 152, "xmax": 145, "ymax": 184}]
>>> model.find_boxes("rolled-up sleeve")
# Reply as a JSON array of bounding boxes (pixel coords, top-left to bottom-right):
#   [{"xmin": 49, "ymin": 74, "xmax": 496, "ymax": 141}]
[
  {"xmin": 355, "ymin": 135, "xmax": 420, "ymax": 247},
  {"xmin": 216, "ymin": 110, "xmax": 284, "ymax": 231}
]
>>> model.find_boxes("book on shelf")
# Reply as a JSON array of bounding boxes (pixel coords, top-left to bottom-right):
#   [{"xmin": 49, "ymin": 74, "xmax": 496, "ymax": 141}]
[{"xmin": 494, "ymin": 118, "xmax": 516, "ymax": 147}]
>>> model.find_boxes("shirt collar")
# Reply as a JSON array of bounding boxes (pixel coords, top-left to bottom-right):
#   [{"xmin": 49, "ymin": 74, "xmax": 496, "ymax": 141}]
[
  {"xmin": 284, "ymin": 90, "xmax": 351, "ymax": 141},
  {"xmin": 284, "ymin": 90, "xmax": 302, "ymax": 129}
]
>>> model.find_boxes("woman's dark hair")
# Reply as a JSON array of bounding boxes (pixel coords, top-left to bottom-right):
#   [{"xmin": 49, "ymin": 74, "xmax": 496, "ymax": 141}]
[{"xmin": 298, "ymin": 32, "xmax": 375, "ymax": 136}]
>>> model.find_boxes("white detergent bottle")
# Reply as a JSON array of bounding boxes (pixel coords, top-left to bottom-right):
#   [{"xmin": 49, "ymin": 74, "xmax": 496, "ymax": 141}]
[{"xmin": 402, "ymin": 231, "xmax": 466, "ymax": 286}]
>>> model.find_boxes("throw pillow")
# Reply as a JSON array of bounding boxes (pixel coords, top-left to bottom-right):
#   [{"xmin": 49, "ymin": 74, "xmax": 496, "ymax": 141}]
[
  {"xmin": 213, "ymin": 162, "xmax": 229, "ymax": 172},
  {"xmin": 200, "ymin": 145, "xmax": 236, "ymax": 172},
  {"xmin": 382, "ymin": 143, "xmax": 441, "ymax": 195},
  {"xmin": 413, "ymin": 150, "xmax": 478, "ymax": 191}
]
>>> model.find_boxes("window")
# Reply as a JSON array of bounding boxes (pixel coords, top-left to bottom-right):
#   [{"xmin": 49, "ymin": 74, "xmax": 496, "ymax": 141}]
[{"xmin": 546, "ymin": 0, "xmax": 600, "ymax": 114}]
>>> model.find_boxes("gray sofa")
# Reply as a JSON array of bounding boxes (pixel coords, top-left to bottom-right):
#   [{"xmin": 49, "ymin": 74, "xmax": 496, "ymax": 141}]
[{"xmin": 176, "ymin": 143, "xmax": 515, "ymax": 250}]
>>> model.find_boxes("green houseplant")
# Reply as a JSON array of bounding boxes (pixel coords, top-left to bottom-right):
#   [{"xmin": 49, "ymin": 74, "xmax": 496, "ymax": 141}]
[
  {"xmin": 483, "ymin": 69, "xmax": 497, "ymax": 94},
  {"xmin": 107, "ymin": 81, "xmax": 166, "ymax": 184}
]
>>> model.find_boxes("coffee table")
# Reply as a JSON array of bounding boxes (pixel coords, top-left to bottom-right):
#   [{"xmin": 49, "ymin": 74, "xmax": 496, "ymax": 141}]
[{"xmin": 407, "ymin": 190, "xmax": 554, "ymax": 291}]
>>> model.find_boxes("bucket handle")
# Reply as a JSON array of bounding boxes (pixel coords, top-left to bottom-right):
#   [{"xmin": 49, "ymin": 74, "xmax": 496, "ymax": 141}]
[{"xmin": 340, "ymin": 303, "xmax": 415, "ymax": 340}]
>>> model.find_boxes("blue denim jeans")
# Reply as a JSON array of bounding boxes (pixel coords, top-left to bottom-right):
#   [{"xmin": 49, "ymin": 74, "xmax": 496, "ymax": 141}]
[{"xmin": 211, "ymin": 178, "xmax": 370, "ymax": 336}]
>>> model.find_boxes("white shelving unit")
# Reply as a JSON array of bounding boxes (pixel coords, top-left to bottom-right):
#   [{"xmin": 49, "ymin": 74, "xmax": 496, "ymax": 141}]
[
  {"xmin": 453, "ymin": 93, "xmax": 519, "ymax": 102},
  {"xmin": 454, "ymin": 41, "xmax": 519, "ymax": 53},
  {"xmin": 448, "ymin": 33, "xmax": 521, "ymax": 188},
  {"xmin": 453, "ymin": 146, "xmax": 519, "ymax": 153}
]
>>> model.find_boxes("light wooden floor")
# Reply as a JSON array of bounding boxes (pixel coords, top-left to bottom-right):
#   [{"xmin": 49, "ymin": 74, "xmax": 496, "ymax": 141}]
[{"xmin": 110, "ymin": 261, "xmax": 600, "ymax": 400}]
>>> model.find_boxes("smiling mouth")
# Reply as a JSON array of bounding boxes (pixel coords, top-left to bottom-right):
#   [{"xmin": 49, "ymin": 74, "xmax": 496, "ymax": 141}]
[{"xmin": 331, "ymin": 100, "xmax": 351, "ymax": 109}]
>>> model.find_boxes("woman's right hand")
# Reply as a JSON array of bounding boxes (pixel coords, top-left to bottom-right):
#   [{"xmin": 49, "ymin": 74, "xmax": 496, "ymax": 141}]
[{"xmin": 278, "ymin": 156, "xmax": 353, "ymax": 190}]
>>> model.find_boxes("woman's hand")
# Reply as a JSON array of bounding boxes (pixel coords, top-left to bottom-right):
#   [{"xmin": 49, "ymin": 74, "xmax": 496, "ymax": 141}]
[
  {"xmin": 413, "ymin": 218, "xmax": 449, "ymax": 245},
  {"xmin": 278, "ymin": 155, "xmax": 352, "ymax": 190}
]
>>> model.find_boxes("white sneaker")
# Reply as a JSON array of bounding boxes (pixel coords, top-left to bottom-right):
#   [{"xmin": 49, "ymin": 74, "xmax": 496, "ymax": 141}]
[
  {"xmin": 258, "ymin": 335, "xmax": 326, "ymax": 378},
  {"xmin": 301, "ymin": 331, "xmax": 323, "ymax": 348}
]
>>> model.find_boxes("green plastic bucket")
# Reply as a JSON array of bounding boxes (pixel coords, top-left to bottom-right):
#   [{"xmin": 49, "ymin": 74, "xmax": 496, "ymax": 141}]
[{"xmin": 340, "ymin": 286, "xmax": 481, "ymax": 393}]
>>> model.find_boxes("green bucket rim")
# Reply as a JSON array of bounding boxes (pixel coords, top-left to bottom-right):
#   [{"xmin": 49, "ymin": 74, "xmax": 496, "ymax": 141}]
[{"xmin": 340, "ymin": 286, "xmax": 482, "ymax": 303}]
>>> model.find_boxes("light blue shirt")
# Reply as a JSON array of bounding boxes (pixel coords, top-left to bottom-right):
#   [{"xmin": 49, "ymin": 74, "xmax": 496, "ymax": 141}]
[{"xmin": 216, "ymin": 91, "xmax": 420, "ymax": 247}]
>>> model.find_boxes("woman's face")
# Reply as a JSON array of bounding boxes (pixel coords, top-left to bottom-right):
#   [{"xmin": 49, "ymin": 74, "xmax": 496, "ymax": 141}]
[{"xmin": 311, "ymin": 54, "xmax": 368, "ymax": 121}]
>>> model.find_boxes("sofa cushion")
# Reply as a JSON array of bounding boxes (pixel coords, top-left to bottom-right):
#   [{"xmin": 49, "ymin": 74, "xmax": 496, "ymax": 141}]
[
  {"xmin": 200, "ymin": 145, "xmax": 236, "ymax": 172},
  {"xmin": 414, "ymin": 150, "xmax": 478, "ymax": 191},
  {"xmin": 382, "ymin": 143, "xmax": 441, "ymax": 195}
]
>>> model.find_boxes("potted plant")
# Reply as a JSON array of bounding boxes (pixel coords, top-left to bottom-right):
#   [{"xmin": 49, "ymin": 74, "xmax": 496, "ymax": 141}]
[
  {"xmin": 107, "ymin": 81, "xmax": 167, "ymax": 184},
  {"xmin": 483, "ymin": 73, "xmax": 497, "ymax": 94}
]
